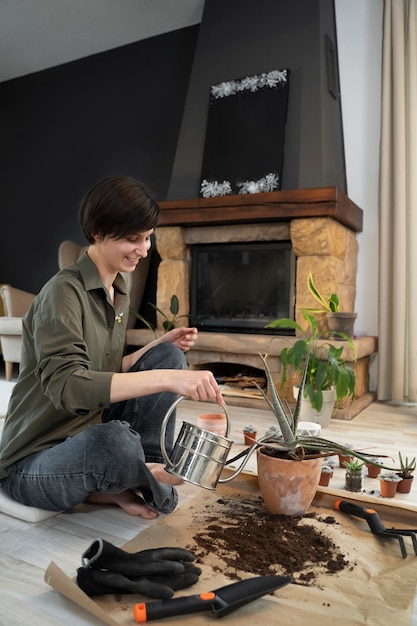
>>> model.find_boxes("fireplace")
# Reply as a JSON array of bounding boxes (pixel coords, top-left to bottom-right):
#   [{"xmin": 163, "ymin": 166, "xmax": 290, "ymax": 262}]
[
  {"xmin": 126, "ymin": 189, "xmax": 377, "ymax": 417},
  {"xmin": 190, "ymin": 241, "xmax": 295, "ymax": 333}
]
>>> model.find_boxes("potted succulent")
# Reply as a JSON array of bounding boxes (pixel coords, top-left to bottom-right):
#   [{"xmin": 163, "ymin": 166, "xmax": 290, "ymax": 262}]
[
  {"xmin": 396, "ymin": 452, "xmax": 416, "ymax": 493},
  {"xmin": 253, "ymin": 353, "xmax": 393, "ymax": 516},
  {"xmin": 242, "ymin": 425, "xmax": 257, "ymax": 446},
  {"xmin": 267, "ymin": 310, "xmax": 356, "ymax": 427},
  {"xmin": 319, "ymin": 463, "xmax": 334, "ymax": 487},
  {"xmin": 343, "ymin": 458, "xmax": 365, "ymax": 492},
  {"xmin": 337, "ymin": 444, "xmax": 354, "ymax": 468},
  {"xmin": 304, "ymin": 271, "xmax": 357, "ymax": 337},
  {"xmin": 379, "ymin": 471, "xmax": 402, "ymax": 498},
  {"xmin": 365, "ymin": 458, "xmax": 382, "ymax": 479}
]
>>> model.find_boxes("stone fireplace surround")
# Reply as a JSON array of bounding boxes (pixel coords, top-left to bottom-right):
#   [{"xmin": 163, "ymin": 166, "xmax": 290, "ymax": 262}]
[{"xmin": 126, "ymin": 187, "xmax": 377, "ymax": 419}]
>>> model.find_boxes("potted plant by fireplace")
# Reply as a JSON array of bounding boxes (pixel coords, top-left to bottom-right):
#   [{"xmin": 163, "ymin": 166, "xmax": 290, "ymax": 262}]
[
  {"xmin": 130, "ymin": 294, "xmax": 198, "ymax": 337},
  {"xmin": 253, "ymin": 353, "xmax": 392, "ymax": 516},
  {"xmin": 266, "ymin": 310, "xmax": 356, "ymax": 427},
  {"xmin": 305, "ymin": 271, "xmax": 357, "ymax": 338}
]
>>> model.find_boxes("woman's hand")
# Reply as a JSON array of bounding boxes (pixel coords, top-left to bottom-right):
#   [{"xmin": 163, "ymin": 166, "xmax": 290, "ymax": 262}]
[{"xmin": 158, "ymin": 327, "xmax": 198, "ymax": 352}]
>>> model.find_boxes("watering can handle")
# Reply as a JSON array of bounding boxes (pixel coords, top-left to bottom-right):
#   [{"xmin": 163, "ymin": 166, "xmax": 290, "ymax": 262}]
[{"xmin": 159, "ymin": 396, "xmax": 231, "ymax": 470}]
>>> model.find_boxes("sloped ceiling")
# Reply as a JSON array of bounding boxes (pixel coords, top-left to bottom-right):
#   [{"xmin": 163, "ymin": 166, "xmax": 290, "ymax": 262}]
[{"xmin": 0, "ymin": 0, "xmax": 205, "ymax": 82}]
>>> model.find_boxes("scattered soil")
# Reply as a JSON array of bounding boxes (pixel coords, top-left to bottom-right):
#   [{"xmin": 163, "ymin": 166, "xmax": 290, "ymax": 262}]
[{"xmin": 187, "ymin": 494, "xmax": 352, "ymax": 585}]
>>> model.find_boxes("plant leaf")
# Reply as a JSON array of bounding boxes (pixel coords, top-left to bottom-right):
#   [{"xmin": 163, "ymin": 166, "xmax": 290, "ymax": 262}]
[{"xmin": 170, "ymin": 294, "xmax": 179, "ymax": 316}]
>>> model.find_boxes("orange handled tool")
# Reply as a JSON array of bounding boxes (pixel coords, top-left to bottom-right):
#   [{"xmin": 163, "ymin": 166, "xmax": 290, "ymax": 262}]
[
  {"xmin": 335, "ymin": 499, "xmax": 417, "ymax": 558},
  {"xmin": 134, "ymin": 574, "xmax": 292, "ymax": 622}
]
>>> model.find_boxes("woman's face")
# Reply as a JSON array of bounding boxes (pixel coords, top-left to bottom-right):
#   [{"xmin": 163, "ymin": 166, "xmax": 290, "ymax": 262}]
[{"xmin": 94, "ymin": 229, "xmax": 154, "ymax": 274}]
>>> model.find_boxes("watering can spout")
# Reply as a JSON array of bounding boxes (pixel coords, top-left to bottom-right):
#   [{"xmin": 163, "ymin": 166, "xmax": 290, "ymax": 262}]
[{"xmin": 159, "ymin": 396, "xmax": 258, "ymax": 490}]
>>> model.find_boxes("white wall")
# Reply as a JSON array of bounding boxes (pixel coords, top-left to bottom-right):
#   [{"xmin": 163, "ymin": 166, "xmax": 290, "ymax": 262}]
[{"xmin": 335, "ymin": 0, "xmax": 383, "ymax": 389}]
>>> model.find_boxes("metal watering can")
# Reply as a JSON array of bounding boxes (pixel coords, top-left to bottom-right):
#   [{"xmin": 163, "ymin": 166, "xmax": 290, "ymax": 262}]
[{"xmin": 160, "ymin": 395, "xmax": 257, "ymax": 490}]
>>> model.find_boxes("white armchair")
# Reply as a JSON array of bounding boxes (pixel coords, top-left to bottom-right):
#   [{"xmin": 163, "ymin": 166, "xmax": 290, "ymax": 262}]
[{"xmin": 0, "ymin": 285, "xmax": 36, "ymax": 380}]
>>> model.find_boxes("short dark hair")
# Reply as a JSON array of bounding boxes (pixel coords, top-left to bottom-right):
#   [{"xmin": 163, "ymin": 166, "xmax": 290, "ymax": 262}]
[{"xmin": 79, "ymin": 176, "xmax": 160, "ymax": 244}]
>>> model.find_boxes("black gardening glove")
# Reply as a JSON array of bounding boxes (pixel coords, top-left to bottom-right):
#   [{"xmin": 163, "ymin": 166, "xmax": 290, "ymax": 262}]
[
  {"xmin": 81, "ymin": 539, "xmax": 198, "ymax": 577},
  {"xmin": 76, "ymin": 561, "xmax": 201, "ymax": 598},
  {"xmin": 76, "ymin": 539, "xmax": 202, "ymax": 599}
]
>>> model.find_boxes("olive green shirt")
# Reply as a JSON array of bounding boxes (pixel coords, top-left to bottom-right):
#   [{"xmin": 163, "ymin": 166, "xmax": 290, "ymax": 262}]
[{"xmin": 0, "ymin": 252, "xmax": 130, "ymax": 479}]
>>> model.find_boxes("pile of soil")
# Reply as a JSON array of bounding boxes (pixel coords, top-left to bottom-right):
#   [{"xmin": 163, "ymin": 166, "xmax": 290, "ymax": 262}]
[{"xmin": 187, "ymin": 494, "xmax": 352, "ymax": 585}]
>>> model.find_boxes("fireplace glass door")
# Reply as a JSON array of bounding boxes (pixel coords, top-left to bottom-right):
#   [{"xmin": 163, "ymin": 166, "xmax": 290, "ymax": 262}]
[{"xmin": 190, "ymin": 241, "xmax": 295, "ymax": 333}]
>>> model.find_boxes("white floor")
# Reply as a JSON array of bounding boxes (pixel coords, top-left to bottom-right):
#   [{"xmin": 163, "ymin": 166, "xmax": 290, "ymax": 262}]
[{"xmin": 0, "ymin": 370, "xmax": 416, "ymax": 625}]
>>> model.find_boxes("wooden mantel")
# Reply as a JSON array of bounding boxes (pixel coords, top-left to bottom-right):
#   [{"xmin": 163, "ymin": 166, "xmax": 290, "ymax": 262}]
[{"xmin": 159, "ymin": 186, "xmax": 363, "ymax": 232}]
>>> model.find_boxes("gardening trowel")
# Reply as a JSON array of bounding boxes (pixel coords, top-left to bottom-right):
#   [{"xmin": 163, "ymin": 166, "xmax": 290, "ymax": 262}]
[{"xmin": 133, "ymin": 574, "xmax": 292, "ymax": 622}]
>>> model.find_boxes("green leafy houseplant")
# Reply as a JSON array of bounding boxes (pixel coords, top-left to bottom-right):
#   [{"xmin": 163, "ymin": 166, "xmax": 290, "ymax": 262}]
[
  {"xmin": 130, "ymin": 295, "xmax": 198, "ymax": 337},
  {"xmin": 267, "ymin": 310, "xmax": 355, "ymax": 413}
]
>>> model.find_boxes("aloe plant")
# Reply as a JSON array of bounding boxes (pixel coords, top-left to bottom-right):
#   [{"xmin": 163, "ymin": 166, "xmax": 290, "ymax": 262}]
[
  {"xmin": 398, "ymin": 452, "xmax": 416, "ymax": 479},
  {"xmin": 254, "ymin": 352, "xmax": 395, "ymax": 470}
]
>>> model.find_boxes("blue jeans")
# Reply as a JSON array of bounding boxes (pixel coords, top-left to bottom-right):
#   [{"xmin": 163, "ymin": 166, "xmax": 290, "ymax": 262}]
[{"xmin": 1, "ymin": 343, "xmax": 187, "ymax": 514}]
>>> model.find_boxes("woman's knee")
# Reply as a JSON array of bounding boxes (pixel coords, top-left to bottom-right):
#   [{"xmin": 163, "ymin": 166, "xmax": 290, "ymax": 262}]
[
  {"xmin": 86, "ymin": 421, "xmax": 145, "ymax": 465},
  {"xmin": 131, "ymin": 342, "xmax": 187, "ymax": 372}
]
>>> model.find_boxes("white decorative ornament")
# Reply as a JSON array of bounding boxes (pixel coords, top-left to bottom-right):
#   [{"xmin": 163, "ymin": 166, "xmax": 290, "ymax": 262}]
[
  {"xmin": 200, "ymin": 179, "xmax": 233, "ymax": 198},
  {"xmin": 237, "ymin": 172, "xmax": 280, "ymax": 195},
  {"xmin": 210, "ymin": 69, "xmax": 288, "ymax": 100}
]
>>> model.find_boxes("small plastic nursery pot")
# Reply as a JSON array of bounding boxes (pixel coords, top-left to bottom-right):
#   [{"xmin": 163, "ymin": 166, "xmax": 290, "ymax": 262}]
[
  {"xmin": 366, "ymin": 462, "xmax": 382, "ymax": 479},
  {"xmin": 243, "ymin": 431, "xmax": 257, "ymax": 446},
  {"xmin": 379, "ymin": 473, "xmax": 402, "ymax": 498},
  {"xmin": 396, "ymin": 476, "xmax": 414, "ymax": 494},
  {"xmin": 319, "ymin": 466, "xmax": 333, "ymax": 487}
]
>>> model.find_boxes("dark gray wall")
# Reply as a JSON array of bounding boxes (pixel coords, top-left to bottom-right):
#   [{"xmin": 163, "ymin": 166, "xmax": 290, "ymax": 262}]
[
  {"xmin": 0, "ymin": 0, "xmax": 346, "ymax": 295},
  {"xmin": 0, "ymin": 26, "xmax": 199, "ymax": 293},
  {"xmin": 169, "ymin": 0, "xmax": 346, "ymax": 199}
]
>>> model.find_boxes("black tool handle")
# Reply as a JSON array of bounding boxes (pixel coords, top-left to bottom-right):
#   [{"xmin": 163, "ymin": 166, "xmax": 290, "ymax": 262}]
[
  {"xmin": 335, "ymin": 499, "xmax": 386, "ymax": 534},
  {"xmin": 134, "ymin": 593, "xmax": 215, "ymax": 622}
]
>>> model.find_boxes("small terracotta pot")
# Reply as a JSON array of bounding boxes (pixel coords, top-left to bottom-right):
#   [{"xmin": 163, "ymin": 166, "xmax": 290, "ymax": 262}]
[
  {"xmin": 243, "ymin": 432, "xmax": 257, "ymax": 446},
  {"xmin": 366, "ymin": 463, "xmax": 381, "ymax": 479},
  {"xmin": 338, "ymin": 453, "xmax": 353, "ymax": 468},
  {"xmin": 379, "ymin": 479, "xmax": 398, "ymax": 498},
  {"xmin": 319, "ymin": 469, "xmax": 333, "ymax": 486},
  {"xmin": 197, "ymin": 413, "xmax": 227, "ymax": 436},
  {"xmin": 396, "ymin": 476, "xmax": 414, "ymax": 494}
]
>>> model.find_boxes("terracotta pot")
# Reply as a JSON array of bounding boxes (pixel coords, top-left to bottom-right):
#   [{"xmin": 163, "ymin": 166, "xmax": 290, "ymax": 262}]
[
  {"xmin": 243, "ymin": 432, "xmax": 257, "ymax": 446},
  {"xmin": 319, "ymin": 469, "xmax": 333, "ymax": 486},
  {"xmin": 366, "ymin": 463, "xmax": 381, "ymax": 478},
  {"xmin": 197, "ymin": 413, "xmax": 227, "ymax": 436},
  {"xmin": 396, "ymin": 476, "xmax": 414, "ymax": 494},
  {"xmin": 338, "ymin": 452, "xmax": 353, "ymax": 468},
  {"xmin": 257, "ymin": 448, "xmax": 322, "ymax": 516},
  {"xmin": 379, "ymin": 479, "xmax": 398, "ymax": 498}
]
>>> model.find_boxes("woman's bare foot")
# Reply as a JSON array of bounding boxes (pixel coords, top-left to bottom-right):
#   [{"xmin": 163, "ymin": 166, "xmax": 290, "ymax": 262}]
[
  {"xmin": 87, "ymin": 490, "xmax": 159, "ymax": 518},
  {"xmin": 148, "ymin": 463, "xmax": 184, "ymax": 486}
]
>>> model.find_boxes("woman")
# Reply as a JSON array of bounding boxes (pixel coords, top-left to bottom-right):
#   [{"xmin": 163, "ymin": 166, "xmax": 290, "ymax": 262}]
[{"xmin": 0, "ymin": 175, "xmax": 223, "ymax": 519}]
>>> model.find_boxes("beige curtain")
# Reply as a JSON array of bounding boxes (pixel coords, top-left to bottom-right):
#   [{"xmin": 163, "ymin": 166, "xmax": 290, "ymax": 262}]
[{"xmin": 378, "ymin": 0, "xmax": 417, "ymax": 401}]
